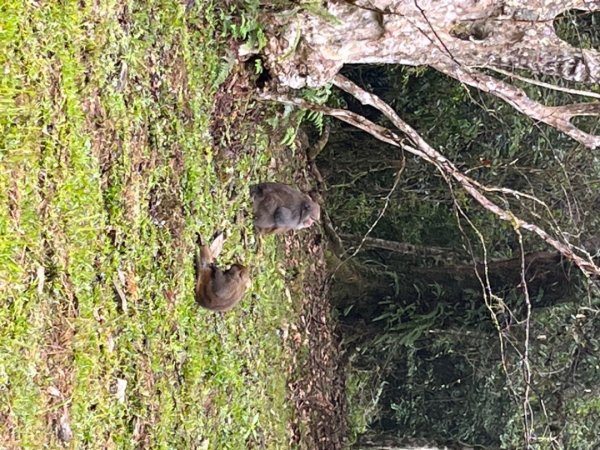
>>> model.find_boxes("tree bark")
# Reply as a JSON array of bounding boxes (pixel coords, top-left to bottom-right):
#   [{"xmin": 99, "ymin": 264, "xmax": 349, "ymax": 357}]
[
  {"xmin": 257, "ymin": 0, "xmax": 600, "ymax": 148},
  {"xmin": 262, "ymin": 0, "xmax": 600, "ymax": 88}
]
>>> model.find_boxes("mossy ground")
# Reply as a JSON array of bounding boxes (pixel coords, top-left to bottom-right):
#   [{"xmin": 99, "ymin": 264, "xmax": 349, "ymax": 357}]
[{"xmin": 0, "ymin": 1, "xmax": 325, "ymax": 448}]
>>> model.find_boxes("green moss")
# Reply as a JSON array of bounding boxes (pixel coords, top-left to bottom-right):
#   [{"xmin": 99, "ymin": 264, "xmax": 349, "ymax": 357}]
[{"xmin": 0, "ymin": 0, "xmax": 297, "ymax": 447}]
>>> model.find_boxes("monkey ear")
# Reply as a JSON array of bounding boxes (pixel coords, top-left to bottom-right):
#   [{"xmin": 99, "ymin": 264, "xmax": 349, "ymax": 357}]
[{"xmin": 209, "ymin": 232, "xmax": 225, "ymax": 258}]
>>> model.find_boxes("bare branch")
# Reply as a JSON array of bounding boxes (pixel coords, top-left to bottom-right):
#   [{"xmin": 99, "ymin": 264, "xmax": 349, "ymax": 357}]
[
  {"xmin": 431, "ymin": 64, "xmax": 600, "ymax": 149},
  {"xmin": 340, "ymin": 234, "xmax": 460, "ymax": 258},
  {"xmin": 307, "ymin": 123, "xmax": 331, "ymax": 160},
  {"xmin": 515, "ymin": 229, "xmax": 535, "ymax": 445},
  {"xmin": 257, "ymin": 81, "xmax": 600, "ymax": 277},
  {"xmin": 483, "ymin": 66, "xmax": 600, "ymax": 100}
]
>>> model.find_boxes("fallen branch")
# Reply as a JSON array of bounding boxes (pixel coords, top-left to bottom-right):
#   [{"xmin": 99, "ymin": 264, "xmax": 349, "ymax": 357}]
[{"xmin": 340, "ymin": 234, "xmax": 460, "ymax": 258}]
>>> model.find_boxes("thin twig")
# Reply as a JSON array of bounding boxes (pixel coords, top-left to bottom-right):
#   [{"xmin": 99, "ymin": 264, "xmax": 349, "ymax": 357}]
[{"xmin": 483, "ymin": 66, "xmax": 600, "ymax": 100}]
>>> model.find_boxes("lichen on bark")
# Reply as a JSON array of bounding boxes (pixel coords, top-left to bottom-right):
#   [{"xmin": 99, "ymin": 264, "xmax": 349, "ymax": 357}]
[{"xmin": 260, "ymin": 0, "xmax": 600, "ymax": 88}]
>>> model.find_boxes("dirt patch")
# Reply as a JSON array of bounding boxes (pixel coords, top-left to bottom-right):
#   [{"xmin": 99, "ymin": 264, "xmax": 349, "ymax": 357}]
[
  {"xmin": 148, "ymin": 144, "xmax": 185, "ymax": 241},
  {"xmin": 123, "ymin": 124, "xmax": 153, "ymax": 227},
  {"xmin": 81, "ymin": 89, "xmax": 120, "ymax": 193},
  {"xmin": 44, "ymin": 298, "xmax": 77, "ymax": 446},
  {"xmin": 284, "ymin": 231, "xmax": 347, "ymax": 450},
  {"xmin": 41, "ymin": 235, "xmax": 79, "ymax": 446},
  {"xmin": 81, "ymin": 37, "xmax": 188, "ymax": 245},
  {"xmin": 210, "ymin": 62, "xmax": 348, "ymax": 447},
  {"xmin": 164, "ymin": 46, "xmax": 193, "ymax": 125},
  {"xmin": 0, "ymin": 411, "xmax": 19, "ymax": 448},
  {"xmin": 270, "ymin": 136, "xmax": 347, "ymax": 449},
  {"xmin": 209, "ymin": 51, "xmax": 266, "ymax": 160},
  {"xmin": 131, "ymin": 352, "xmax": 158, "ymax": 449},
  {"xmin": 7, "ymin": 173, "xmax": 22, "ymax": 236}
]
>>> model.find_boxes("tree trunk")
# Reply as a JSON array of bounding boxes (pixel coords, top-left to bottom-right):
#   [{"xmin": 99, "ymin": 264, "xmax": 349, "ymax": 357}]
[
  {"xmin": 261, "ymin": 0, "xmax": 600, "ymax": 89},
  {"xmin": 333, "ymin": 251, "xmax": 574, "ymax": 321},
  {"xmin": 258, "ymin": 0, "xmax": 600, "ymax": 148}
]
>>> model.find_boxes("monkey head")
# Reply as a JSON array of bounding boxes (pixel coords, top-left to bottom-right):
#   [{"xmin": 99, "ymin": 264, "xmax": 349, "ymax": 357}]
[{"xmin": 300, "ymin": 199, "xmax": 321, "ymax": 228}]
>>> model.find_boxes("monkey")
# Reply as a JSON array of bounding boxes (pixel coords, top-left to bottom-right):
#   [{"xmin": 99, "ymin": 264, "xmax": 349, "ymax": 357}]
[
  {"xmin": 250, "ymin": 182, "xmax": 321, "ymax": 235},
  {"xmin": 195, "ymin": 233, "xmax": 251, "ymax": 312}
]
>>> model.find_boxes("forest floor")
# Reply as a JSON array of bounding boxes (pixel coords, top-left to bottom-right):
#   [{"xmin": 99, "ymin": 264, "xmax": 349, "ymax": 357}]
[{"xmin": 0, "ymin": 1, "xmax": 345, "ymax": 449}]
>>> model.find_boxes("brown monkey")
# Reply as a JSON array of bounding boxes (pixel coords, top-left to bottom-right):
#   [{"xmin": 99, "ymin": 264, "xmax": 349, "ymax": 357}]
[
  {"xmin": 250, "ymin": 182, "xmax": 321, "ymax": 235},
  {"xmin": 195, "ymin": 234, "xmax": 250, "ymax": 312}
]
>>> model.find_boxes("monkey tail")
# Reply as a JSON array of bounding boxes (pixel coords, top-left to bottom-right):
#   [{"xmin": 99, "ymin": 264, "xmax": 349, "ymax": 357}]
[
  {"xmin": 194, "ymin": 233, "xmax": 214, "ymax": 271},
  {"xmin": 194, "ymin": 233, "xmax": 202, "ymax": 274},
  {"xmin": 194, "ymin": 246, "xmax": 215, "ymax": 304},
  {"xmin": 194, "ymin": 246, "xmax": 202, "ymax": 301},
  {"xmin": 194, "ymin": 246, "xmax": 203, "ymax": 280}
]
